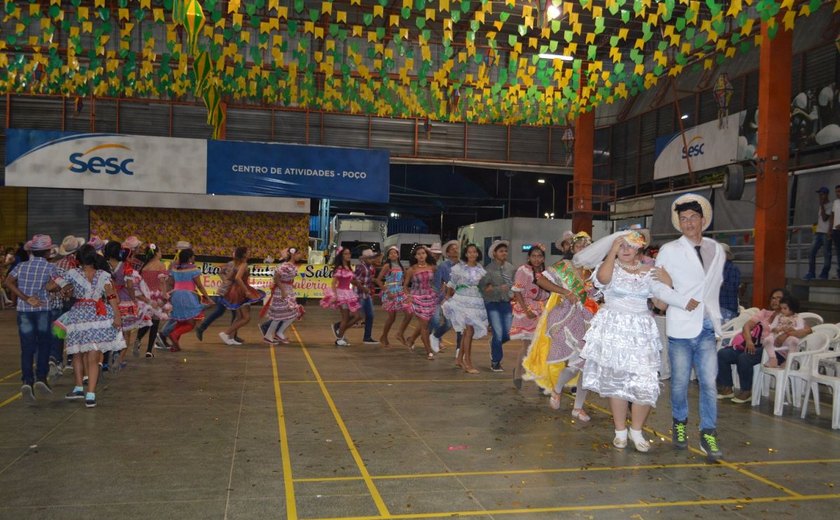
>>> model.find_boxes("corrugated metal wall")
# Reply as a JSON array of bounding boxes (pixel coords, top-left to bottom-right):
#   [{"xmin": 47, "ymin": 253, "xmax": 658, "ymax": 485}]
[{"xmin": 26, "ymin": 188, "xmax": 88, "ymax": 243}]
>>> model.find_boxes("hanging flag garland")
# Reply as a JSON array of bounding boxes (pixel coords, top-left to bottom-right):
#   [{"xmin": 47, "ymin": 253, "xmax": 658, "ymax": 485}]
[{"xmin": 0, "ymin": 0, "xmax": 831, "ymax": 126}]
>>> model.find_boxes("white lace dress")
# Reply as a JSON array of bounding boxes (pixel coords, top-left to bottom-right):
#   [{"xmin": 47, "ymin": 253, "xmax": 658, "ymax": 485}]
[{"xmin": 580, "ymin": 265, "xmax": 662, "ymax": 406}]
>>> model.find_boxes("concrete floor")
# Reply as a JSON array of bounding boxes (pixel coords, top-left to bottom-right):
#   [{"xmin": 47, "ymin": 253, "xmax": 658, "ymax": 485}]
[{"xmin": 0, "ymin": 304, "xmax": 838, "ymax": 520}]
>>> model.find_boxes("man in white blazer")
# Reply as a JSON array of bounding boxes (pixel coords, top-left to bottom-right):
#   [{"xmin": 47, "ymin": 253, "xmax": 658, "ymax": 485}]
[{"xmin": 653, "ymin": 193, "xmax": 725, "ymax": 462}]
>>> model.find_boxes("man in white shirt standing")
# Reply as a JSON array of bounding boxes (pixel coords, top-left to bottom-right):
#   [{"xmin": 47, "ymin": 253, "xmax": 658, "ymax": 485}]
[
  {"xmin": 653, "ymin": 194, "xmax": 726, "ymax": 462},
  {"xmin": 832, "ymin": 185, "xmax": 840, "ymax": 279},
  {"xmin": 804, "ymin": 187, "xmax": 833, "ymax": 280}
]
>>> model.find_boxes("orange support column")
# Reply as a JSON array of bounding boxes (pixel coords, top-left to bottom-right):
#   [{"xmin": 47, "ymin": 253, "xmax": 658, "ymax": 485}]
[
  {"xmin": 753, "ymin": 22, "xmax": 792, "ymax": 306},
  {"xmin": 572, "ymin": 110, "xmax": 594, "ymax": 234}
]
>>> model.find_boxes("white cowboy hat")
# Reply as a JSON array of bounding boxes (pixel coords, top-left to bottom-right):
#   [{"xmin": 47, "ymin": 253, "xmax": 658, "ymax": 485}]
[
  {"xmin": 360, "ymin": 248, "xmax": 377, "ymax": 259},
  {"xmin": 122, "ymin": 235, "xmax": 142, "ymax": 249},
  {"xmin": 429, "ymin": 242, "xmax": 443, "ymax": 254},
  {"xmin": 671, "ymin": 193, "xmax": 713, "ymax": 232},
  {"xmin": 488, "ymin": 240, "xmax": 510, "ymax": 256},
  {"xmin": 58, "ymin": 235, "xmax": 85, "ymax": 256},
  {"xmin": 175, "ymin": 240, "xmax": 192, "ymax": 250}
]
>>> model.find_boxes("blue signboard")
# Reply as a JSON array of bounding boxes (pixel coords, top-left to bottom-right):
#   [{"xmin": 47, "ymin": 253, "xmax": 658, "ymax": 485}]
[{"xmin": 206, "ymin": 140, "xmax": 390, "ymax": 203}]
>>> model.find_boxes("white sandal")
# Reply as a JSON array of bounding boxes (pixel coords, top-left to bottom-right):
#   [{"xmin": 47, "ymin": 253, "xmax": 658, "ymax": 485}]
[{"xmin": 571, "ymin": 408, "xmax": 591, "ymax": 422}]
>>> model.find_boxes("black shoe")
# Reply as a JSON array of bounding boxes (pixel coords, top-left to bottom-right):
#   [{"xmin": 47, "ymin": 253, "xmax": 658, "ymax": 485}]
[
  {"xmin": 85, "ymin": 394, "xmax": 96, "ymax": 408},
  {"xmin": 332, "ymin": 322, "xmax": 340, "ymax": 339},
  {"xmin": 65, "ymin": 389, "xmax": 85, "ymax": 400},
  {"xmin": 672, "ymin": 419, "xmax": 688, "ymax": 449},
  {"xmin": 699, "ymin": 429, "xmax": 723, "ymax": 461},
  {"xmin": 490, "ymin": 362, "xmax": 504, "ymax": 372},
  {"xmin": 34, "ymin": 379, "xmax": 52, "ymax": 396},
  {"xmin": 195, "ymin": 327, "xmax": 204, "ymax": 341}
]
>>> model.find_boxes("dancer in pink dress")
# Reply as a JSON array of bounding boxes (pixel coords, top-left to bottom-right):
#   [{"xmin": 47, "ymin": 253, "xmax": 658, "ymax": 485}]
[
  {"xmin": 403, "ymin": 245, "xmax": 438, "ymax": 360},
  {"xmin": 320, "ymin": 247, "xmax": 361, "ymax": 346}
]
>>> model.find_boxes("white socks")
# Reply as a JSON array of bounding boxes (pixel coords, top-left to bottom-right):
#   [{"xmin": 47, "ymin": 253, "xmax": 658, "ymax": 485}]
[
  {"xmin": 629, "ymin": 428, "xmax": 646, "ymax": 444},
  {"xmin": 614, "ymin": 429, "xmax": 628, "ymax": 441}
]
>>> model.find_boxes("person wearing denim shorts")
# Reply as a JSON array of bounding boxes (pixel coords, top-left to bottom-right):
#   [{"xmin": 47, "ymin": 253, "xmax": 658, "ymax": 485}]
[{"xmin": 653, "ymin": 194, "xmax": 726, "ymax": 462}]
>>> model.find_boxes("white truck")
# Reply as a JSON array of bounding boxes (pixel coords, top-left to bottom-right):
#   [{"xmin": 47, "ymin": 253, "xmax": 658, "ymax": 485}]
[
  {"xmin": 384, "ymin": 233, "xmax": 442, "ymax": 265},
  {"xmin": 329, "ymin": 213, "xmax": 388, "ymax": 260},
  {"xmin": 457, "ymin": 217, "xmax": 613, "ymax": 266}
]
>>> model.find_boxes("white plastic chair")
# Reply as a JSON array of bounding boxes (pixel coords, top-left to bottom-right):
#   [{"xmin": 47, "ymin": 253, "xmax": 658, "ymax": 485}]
[
  {"xmin": 799, "ymin": 312, "xmax": 824, "ymax": 328},
  {"xmin": 800, "ymin": 350, "xmax": 840, "ymax": 429},
  {"xmin": 718, "ymin": 313, "xmax": 755, "ymax": 349},
  {"xmin": 812, "ymin": 324, "xmax": 840, "ymax": 376},
  {"xmin": 751, "ymin": 332, "xmax": 831, "ymax": 416}
]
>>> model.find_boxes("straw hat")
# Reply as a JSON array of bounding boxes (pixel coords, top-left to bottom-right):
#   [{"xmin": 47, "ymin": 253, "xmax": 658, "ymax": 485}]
[
  {"xmin": 58, "ymin": 235, "xmax": 85, "ymax": 256},
  {"xmin": 488, "ymin": 240, "xmax": 510, "ymax": 256},
  {"xmin": 671, "ymin": 193, "xmax": 712, "ymax": 232},
  {"xmin": 360, "ymin": 248, "xmax": 377, "ymax": 259},
  {"xmin": 122, "ymin": 235, "xmax": 142, "ymax": 249},
  {"xmin": 442, "ymin": 240, "xmax": 460, "ymax": 255},
  {"xmin": 175, "ymin": 240, "xmax": 192, "ymax": 250},
  {"xmin": 25, "ymin": 234, "xmax": 53, "ymax": 251},
  {"xmin": 88, "ymin": 235, "xmax": 105, "ymax": 251},
  {"xmin": 429, "ymin": 242, "xmax": 443, "ymax": 254}
]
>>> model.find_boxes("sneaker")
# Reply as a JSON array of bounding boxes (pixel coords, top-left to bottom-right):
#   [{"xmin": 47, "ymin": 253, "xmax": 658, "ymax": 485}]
[
  {"xmin": 85, "ymin": 393, "xmax": 96, "ymax": 408},
  {"xmin": 195, "ymin": 327, "xmax": 204, "ymax": 341},
  {"xmin": 731, "ymin": 391, "xmax": 752, "ymax": 404},
  {"xmin": 672, "ymin": 419, "xmax": 688, "ymax": 449},
  {"xmin": 335, "ymin": 338, "xmax": 349, "ymax": 347},
  {"xmin": 332, "ymin": 322, "xmax": 340, "ymax": 339},
  {"xmin": 145, "ymin": 352, "xmax": 154, "ymax": 358},
  {"xmin": 263, "ymin": 337, "xmax": 279, "ymax": 345},
  {"xmin": 219, "ymin": 332, "xmax": 236, "ymax": 345},
  {"xmin": 48, "ymin": 360, "xmax": 62, "ymax": 382},
  {"xmin": 65, "ymin": 389, "xmax": 85, "ymax": 400},
  {"xmin": 699, "ymin": 429, "xmax": 723, "ymax": 461},
  {"xmin": 490, "ymin": 362, "xmax": 504, "ymax": 372},
  {"xmin": 429, "ymin": 334, "xmax": 441, "ymax": 353},
  {"xmin": 234, "ymin": 336, "xmax": 245, "ymax": 344},
  {"xmin": 716, "ymin": 387, "xmax": 734, "ymax": 399},
  {"xmin": 82, "ymin": 376, "xmax": 89, "ymax": 386},
  {"xmin": 154, "ymin": 334, "xmax": 168, "ymax": 350},
  {"xmin": 34, "ymin": 379, "xmax": 52, "ymax": 396},
  {"xmin": 21, "ymin": 384, "xmax": 35, "ymax": 403},
  {"xmin": 802, "ymin": 273, "xmax": 815, "ymax": 280},
  {"xmin": 363, "ymin": 338, "xmax": 379, "ymax": 345}
]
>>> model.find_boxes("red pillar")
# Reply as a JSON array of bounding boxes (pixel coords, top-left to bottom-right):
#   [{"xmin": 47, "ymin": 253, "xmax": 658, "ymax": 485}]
[
  {"xmin": 572, "ymin": 110, "xmax": 594, "ymax": 234},
  {"xmin": 753, "ymin": 22, "xmax": 792, "ymax": 306}
]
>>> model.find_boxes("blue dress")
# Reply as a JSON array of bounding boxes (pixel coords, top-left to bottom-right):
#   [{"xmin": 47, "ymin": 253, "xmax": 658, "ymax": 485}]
[
  {"xmin": 169, "ymin": 268, "xmax": 205, "ymax": 321},
  {"xmin": 54, "ymin": 269, "xmax": 126, "ymax": 354}
]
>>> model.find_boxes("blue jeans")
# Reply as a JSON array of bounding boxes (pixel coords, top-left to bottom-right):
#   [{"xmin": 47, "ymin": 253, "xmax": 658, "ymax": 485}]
[
  {"xmin": 717, "ymin": 346, "xmax": 762, "ymax": 391},
  {"xmin": 360, "ymin": 297, "xmax": 374, "ymax": 340},
  {"xmin": 196, "ymin": 297, "xmax": 227, "ymax": 333},
  {"xmin": 485, "ymin": 301, "xmax": 512, "ymax": 364},
  {"xmin": 430, "ymin": 308, "xmax": 462, "ymax": 350},
  {"xmin": 668, "ymin": 319, "xmax": 718, "ymax": 430},
  {"xmin": 17, "ymin": 311, "xmax": 52, "ymax": 385},
  {"xmin": 807, "ymin": 232, "xmax": 832, "ymax": 277}
]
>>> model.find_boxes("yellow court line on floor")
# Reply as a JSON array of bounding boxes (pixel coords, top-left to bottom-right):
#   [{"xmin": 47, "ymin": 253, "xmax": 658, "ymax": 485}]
[
  {"xmin": 580, "ymin": 395, "xmax": 804, "ymax": 497},
  {"xmin": 270, "ymin": 345, "xmax": 298, "ymax": 520},
  {"xmin": 291, "ymin": 326, "xmax": 391, "ymax": 518},
  {"xmin": 0, "ymin": 393, "xmax": 21, "ymax": 409},
  {"xmin": 294, "ymin": 457, "xmax": 840, "ymax": 483},
  {"xmin": 280, "ymin": 378, "xmax": 506, "ymax": 384},
  {"xmin": 304, "ymin": 493, "xmax": 840, "ymax": 520},
  {"xmin": 0, "ymin": 370, "xmax": 21, "ymax": 382}
]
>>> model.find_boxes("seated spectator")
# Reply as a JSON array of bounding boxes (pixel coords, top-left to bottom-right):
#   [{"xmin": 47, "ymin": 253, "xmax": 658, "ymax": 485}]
[
  {"xmin": 763, "ymin": 296, "xmax": 808, "ymax": 368},
  {"xmin": 717, "ymin": 289, "xmax": 789, "ymax": 404}
]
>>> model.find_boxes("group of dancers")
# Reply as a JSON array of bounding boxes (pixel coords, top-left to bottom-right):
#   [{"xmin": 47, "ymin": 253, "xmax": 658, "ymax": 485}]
[
  {"xmin": 318, "ymin": 193, "xmax": 727, "ymax": 460},
  {"xmin": 8, "ymin": 193, "xmax": 728, "ymax": 460},
  {"xmin": 3, "ymin": 235, "xmax": 303, "ymax": 408}
]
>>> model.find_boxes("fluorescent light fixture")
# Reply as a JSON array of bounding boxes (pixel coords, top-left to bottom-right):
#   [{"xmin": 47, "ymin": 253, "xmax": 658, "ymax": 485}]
[
  {"xmin": 538, "ymin": 53, "xmax": 574, "ymax": 62},
  {"xmin": 538, "ymin": 179, "xmax": 546, "ymax": 184},
  {"xmin": 681, "ymin": 114, "xmax": 689, "ymax": 120}
]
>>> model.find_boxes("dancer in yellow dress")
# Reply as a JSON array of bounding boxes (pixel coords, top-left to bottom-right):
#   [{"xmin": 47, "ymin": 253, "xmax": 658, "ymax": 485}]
[{"xmin": 522, "ymin": 232, "xmax": 599, "ymax": 421}]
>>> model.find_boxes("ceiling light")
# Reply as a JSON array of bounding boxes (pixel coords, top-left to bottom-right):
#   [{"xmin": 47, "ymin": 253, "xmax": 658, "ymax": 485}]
[
  {"xmin": 538, "ymin": 53, "xmax": 574, "ymax": 62},
  {"xmin": 681, "ymin": 114, "xmax": 689, "ymax": 120},
  {"xmin": 538, "ymin": 179, "xmax": 546, "ymax": 184}
]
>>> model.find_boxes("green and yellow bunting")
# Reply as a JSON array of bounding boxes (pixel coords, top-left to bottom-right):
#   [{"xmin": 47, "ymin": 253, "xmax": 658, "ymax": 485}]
[{"xmin": 0, "ymin": 0, "xmax": 832, "ymax": 126}]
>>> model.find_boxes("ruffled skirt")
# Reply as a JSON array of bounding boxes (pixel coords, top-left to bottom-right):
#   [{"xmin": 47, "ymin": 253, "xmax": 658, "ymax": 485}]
[
  {"xmin": 220, "ymin": 284, "xmax": 266, "ymax": 310},
  {"xmin": 382, "ymin": 288, "xmax": 410, "ymax": 313},
  {"xmin": 169, "ymin": 290, "xmax": 206, "ymax": 321},
  {"xmin": 580, "ymin": 308, "xmax": 661, "ymax": 406},
  {"xmin": 442, "ymin": 294, "xmax": 488, "ymax": 339},
  {"xmin": 55, "ymin": 302, "xmax": 127, "ymax": 354},
  {"xmin": 510, "ymin": 298, "xmax": 547, "ymax": 340},
  {"xmin": 408, "ymin": 291, "xmax": 437, "ymax": 321},
  {"xmin": 320, "ymin": 288, "xmax": 361, "ymax": 312},
  {"xmin": 266, "ymin": 290, "xmax": 303, "ymax": 321}
]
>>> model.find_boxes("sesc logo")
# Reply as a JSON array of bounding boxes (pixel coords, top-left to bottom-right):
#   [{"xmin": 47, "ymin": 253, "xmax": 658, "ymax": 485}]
[
  {"xmin": 68, "ymin": 144, "xmax": 135, "ymax": 175},
  {"xmin": 681, "ymin": 136, "xmax": 705, "ymax": 159}
]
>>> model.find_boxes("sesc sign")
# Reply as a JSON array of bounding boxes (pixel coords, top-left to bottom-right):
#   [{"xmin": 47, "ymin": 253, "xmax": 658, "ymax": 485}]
[
  {"xmin": 68, "ymin": 144, "xmax": 135, "ymax": 175},
  {"xmin": 653, "ymin": 113, "xmax": 739, "ymax": 180}
]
